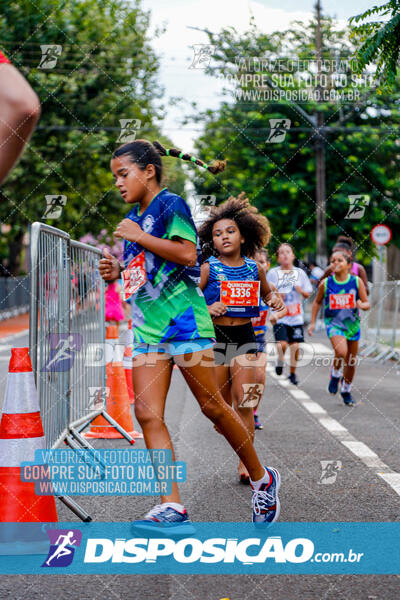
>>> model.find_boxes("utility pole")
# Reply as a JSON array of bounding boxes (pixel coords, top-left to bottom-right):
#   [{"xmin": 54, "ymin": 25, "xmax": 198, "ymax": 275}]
[
  {"xmin": 315, "ymin": 0, "xmax": 327, "ymax": 268},
  {"xmin": 189, "ymin": 3, "xmax": 329, "ymax": 266}
]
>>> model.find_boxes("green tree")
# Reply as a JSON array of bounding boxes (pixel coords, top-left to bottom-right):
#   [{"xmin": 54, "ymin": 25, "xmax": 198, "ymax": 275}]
[
  {"xmin": 350, "ymin": 1, "xmax": 400, "ymax": 88},
  {"xmin": 190, "ymin": 17, "xmax": 400, "ymax": 264},
  {"xmin": 0, "ymin": 0, "xmax": 186, "ymax": 274}
]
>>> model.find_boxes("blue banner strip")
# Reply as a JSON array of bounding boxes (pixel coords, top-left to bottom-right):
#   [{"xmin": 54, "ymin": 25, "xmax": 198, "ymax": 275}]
[{"xmin": 0, "ymin": 522, "xmax": 399, "ymax": 574}]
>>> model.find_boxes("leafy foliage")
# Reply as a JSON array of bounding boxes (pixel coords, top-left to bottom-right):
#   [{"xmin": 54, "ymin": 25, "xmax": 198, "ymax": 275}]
[
  {"xmin": 350, "ymin": 1, "xmax": 400, "ymax": 88},
  {"xmin": 190, "ymin": 18, "xmax": 400, "ymax": 265},
  {"xmin": 0, "ymin": 0, "xmax": 186, "ymax": 274}
]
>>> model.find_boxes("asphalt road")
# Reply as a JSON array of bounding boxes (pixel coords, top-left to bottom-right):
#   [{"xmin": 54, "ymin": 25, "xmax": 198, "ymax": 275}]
[{"xmin": 0, "ymin": 330, "xmax": 399, "ymax": 599}]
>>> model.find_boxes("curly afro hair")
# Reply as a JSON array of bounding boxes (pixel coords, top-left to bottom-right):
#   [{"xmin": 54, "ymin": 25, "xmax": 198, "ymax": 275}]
[{"xmin": 198, "ymin": 192, "xmax": 271, "ymax": 260}]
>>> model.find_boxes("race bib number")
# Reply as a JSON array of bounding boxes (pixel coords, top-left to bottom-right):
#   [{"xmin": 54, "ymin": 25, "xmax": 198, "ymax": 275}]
[
  {"xmin": 220, "ymin": 281, "xmax": 260, "ymax": 307},
  {"xmin": 329, "ymin": 293, "xmax": 355, "ymax": 310},
  {"xmin": 252, "ymin": 310, "xmax": 268, "ymax": 327},
  {"xmin": 286, "ymin": 303, "xmax": 301, "ymax": 317},
  {"xmin": 122, "ymin": 251, "xmax": 147, "ymax": 300}
]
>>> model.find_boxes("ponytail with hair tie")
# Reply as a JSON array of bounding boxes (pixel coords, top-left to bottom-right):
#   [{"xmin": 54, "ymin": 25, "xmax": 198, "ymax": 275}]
[{"xmin": 153, "ymin": 140, "xmax": 226, "ymax": 174}]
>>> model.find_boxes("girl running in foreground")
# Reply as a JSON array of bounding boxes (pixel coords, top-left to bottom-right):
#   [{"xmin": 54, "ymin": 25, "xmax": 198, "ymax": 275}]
[
  {"xmin": 308, "ymin": 250, "xmax": 370, "ymax": 406},
  {"xmin": 198, "ymin": 195, "xmax": 287, "ymax": 484},
  {"xmin": 267, "ymin": 243, "xmax": 313, "ymax": 385},
  {"xmin": 99, "ymin": 140, "xmax": 284, "ymax": 530}
]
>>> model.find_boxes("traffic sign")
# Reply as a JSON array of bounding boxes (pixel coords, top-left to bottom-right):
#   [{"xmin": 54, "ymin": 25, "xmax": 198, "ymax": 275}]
[{"xmin": 370, "ymin": 224, "xmax": 392, "ymax": 246}]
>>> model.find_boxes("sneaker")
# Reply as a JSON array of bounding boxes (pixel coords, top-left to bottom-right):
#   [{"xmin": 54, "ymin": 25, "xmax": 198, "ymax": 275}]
[
  {"xmin": 275, "ymin": 365, "xmax": 283, "ymax": 376},
  {"xmin": 328, "ymin": 374, "xmax": 341, "ymax": 395},
  {"xmin": 341, "ymin": 391, "xmax": 356, "ymax": 406},
  {"xmin": 251, "ymin": 467, "xmax": 281, "ymax": 527},
  {"xmin": 131, "ymin": 504, "xmax": 195, "ymax": 535},
  {"xmin": 288, "ymin": 373, "xmax": 298, "ymax": 385},
  {"xmin": 254, "ymin": 413, "xmax": 264, "ymax": 430}
]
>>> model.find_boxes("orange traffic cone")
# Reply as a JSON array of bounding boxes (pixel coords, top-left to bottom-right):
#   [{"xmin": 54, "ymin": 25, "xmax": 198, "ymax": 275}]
[
  {"xmin": 0, "ymin": 348, "xmax": 58, "ymax": 553},
  {"xmin": 123, "ymin": 319, "xmax": 135, "ymax": 405},
  {"xmin": 85, "ymin": 332, "xmax": 142, "ymax": 439}
]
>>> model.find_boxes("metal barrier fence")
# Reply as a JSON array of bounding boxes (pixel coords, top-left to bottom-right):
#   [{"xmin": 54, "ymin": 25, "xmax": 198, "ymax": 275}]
[
  {"xmin": 29, "ymin": 222, "xmax": 106, "ymax": 449},
  {"xmin": 29, "ymin": 222, "xmax": 135, "ymax": 521},
  {"xmin": 360, "ymin": 281, "xmax": 400, "ymax": 363},
  {"xmin": 0, "ymin": 276, "xmax": 30, "ymax": 321}
]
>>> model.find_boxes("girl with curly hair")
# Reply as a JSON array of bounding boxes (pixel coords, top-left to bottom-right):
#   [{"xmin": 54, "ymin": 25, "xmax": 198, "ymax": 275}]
[{"xmin": 198, "ymin": 193, "xmax": 286, "ymax": 484}]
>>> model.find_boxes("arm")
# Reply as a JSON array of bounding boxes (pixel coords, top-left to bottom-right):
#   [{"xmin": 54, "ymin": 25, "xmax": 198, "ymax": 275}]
[
  {"xmin": 356, "ymin": 277, "xmax": 370, "ymax": 310},
  {"xmin": 114, "ymin": 219, "xmax": 197, "ymax": 266},
  {"xmin": 199, "ymin": 262, "xmax": 210, "ymax": 291},
  {"xmin": 0, "ymin": 64, "xmax": 41, "ymax": 186},
  {"xmin": 307, "ymin": 281, "xmax": 325, "ymax": 336},
  {"xmin": 199, "ymin": 262, "xmax": 227, "ymax": 317},
  {"xmin": 294, "ymin": 272, "xmax": 312, "ymax": 299}
]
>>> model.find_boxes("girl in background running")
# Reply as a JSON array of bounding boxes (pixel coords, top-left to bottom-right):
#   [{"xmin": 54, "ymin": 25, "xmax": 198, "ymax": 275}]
[
  {"xmin": 199, "ymin": 195, "xmax": 286, "ymax": 483},
  {"xmin": 251, "ymin": 249, "xmax": 270, "ymax": 431},
  {"xmin": 99, "ymin": 140, "xmax": 283, "ymax": 529},
  {"xmin": 308, "ymin": 250, "xmax": 370, "ymax": 406},
  {"xmin": 267, "ymin": 243, "xmax": 313, "ymax": 385},
  {"xmin": 319, "ymin": 236, "xmax": 369, "ymax": 294}
]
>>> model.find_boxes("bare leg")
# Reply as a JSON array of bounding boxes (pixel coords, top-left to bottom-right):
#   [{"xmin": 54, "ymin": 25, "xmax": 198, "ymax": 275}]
[
  {"xmin": 276, "ymin": 340, "xmax": 287, "ymax": 370},
  {"xmin": 329, "ymin": 335, "xmax": 347, "ymax": 372},
  {"xmin": 0, "ymin": 64, "xmax": 40, "ymax": 186},
  {"xmin": 289, "ymin": 342, "xmax": 299, "ymax": 375},
  {"xmin": 175, "ymin": 348, "xmax": 265, "ymax": 482},
  {"xmin": 343, "ymin": 340, "xmax": 359, "ymax": 384},
  {"xmin": 230, "ymin": 354, "xmax": 258, "ymax": 479},
  {"xmin": 131, "ymin": 353, "xmax": 179, "ymax": 503}
]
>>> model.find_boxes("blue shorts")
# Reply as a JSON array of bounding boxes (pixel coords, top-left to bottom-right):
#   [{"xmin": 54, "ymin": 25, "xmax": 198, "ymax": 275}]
[
  {"xmin": 132, "ymin": 337, "xmax": 215, "ymax": 358},
  {"xmin": 326, "ymin": 325, "xmax": 360, "ymax": 342}
]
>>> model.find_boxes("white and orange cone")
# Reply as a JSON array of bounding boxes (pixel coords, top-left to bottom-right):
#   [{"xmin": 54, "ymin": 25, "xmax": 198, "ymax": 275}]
[
  {"xmin": 0, "ymin": 348, "xmax": 58, "ymax": 554},
  {"xmin": 85, "ymin": 326, "xmax": 143, "ymax": 439}
]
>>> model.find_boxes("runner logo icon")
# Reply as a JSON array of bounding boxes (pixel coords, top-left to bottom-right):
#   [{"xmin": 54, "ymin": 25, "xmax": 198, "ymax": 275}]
[{"xmin": 42, "ymin": 529, "xmax": 82, "ymax": 568}]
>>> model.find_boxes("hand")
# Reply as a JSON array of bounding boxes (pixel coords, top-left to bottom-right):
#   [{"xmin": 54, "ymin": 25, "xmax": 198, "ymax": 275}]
[
  {"xmin": 294, "ymin": 285, "xmax": 304, "ymax": 295},
  {"xmin": 266, "ymin": 291, "xmax": 285, "ymax": 312},
  {"xmin": 356, "ymin": 299, "xmax": 369, "ymax": 310},
  {"xmin": 269, "ymin": 312, "xmax": 278, "ymax": 325},
  {"xmin": 99, "ymin": 248, "xmax": 121, "ymax": 282},
  {"xmin": 307, "ymin": 323, "xmax": 315, "ymax": 337},
  {"xmin": 208, "ymin": 301, "xmax": 227, "ymax": 318},
  {"xmin": 114, "ymin": 219, "xmax": 143, "ymax": 242}
]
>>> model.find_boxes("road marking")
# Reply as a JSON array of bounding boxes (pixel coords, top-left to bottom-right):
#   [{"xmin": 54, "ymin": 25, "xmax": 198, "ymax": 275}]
[
  {"xmin": 267, "ymin": 366, "xmax": 400, "ymax": 497},
  {"xmin": 0, "ymin": 329, "xmax": 29, "ymax": 344},
  {"xmin": 378, "ymin": 473, "xmax": 400, "ymax": 495}
]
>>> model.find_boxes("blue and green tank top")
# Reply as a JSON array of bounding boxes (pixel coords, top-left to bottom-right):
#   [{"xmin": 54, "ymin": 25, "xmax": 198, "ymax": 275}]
[
  {"xmin": 324, "ymin": 274, "xmax": 360, "ymax": 337},
  {"xmin": 123, "ymin": 188, "xmax": 215, "ymax": 344}
]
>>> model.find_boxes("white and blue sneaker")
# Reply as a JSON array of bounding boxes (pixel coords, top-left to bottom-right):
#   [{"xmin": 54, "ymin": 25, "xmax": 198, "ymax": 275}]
[
  {"xmin": 131, "ymin": 504, "xmax": 195, "ymax": 536},
  {"xmin": 251, "ymin": 467, "xmax": 281, "ymax": 527},
  {"xmin": 328, "ymin": 373, "xmax": 341, "ymax": 394}
]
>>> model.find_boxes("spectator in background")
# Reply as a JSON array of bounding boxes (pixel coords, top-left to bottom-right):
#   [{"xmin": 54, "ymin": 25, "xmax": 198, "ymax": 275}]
[
  {"xmin": 0, "ymin": 50, "xmax": 40, "ymax": 186},
  {"xmin": 105, "ymin": 278, "xmax": 126, "ymax": 326}
]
